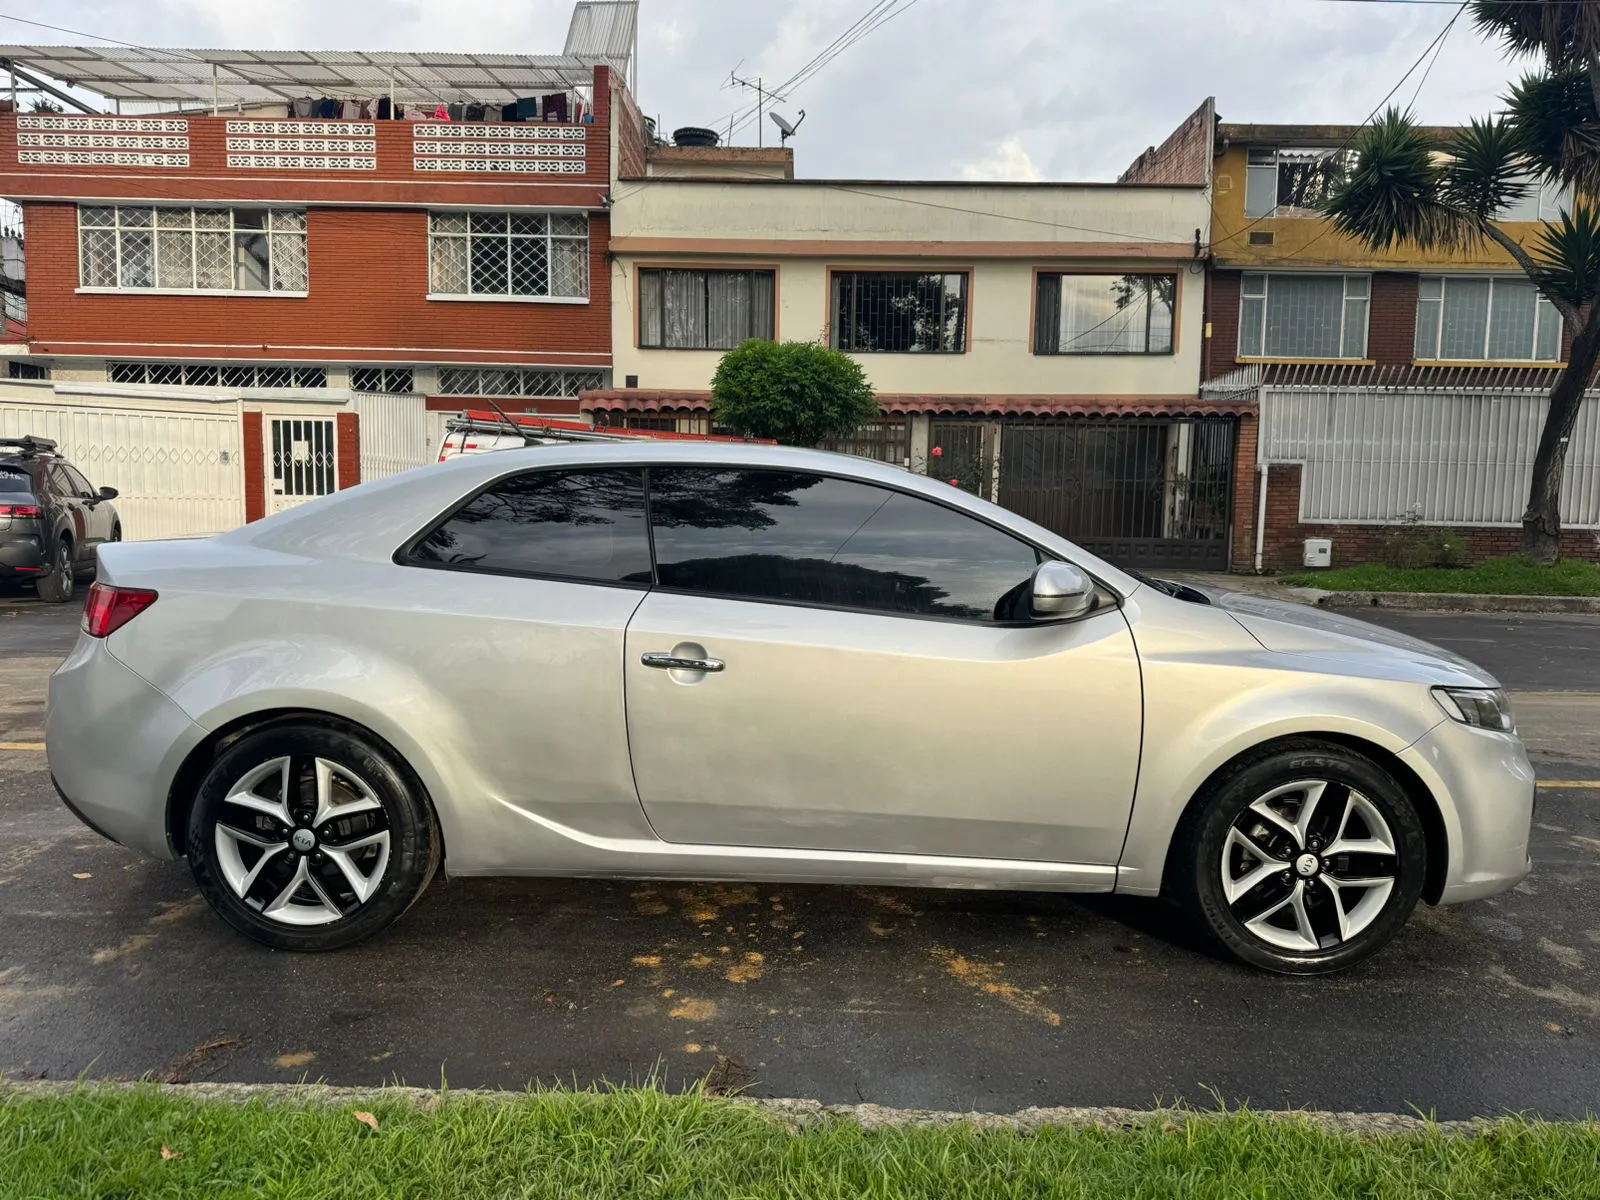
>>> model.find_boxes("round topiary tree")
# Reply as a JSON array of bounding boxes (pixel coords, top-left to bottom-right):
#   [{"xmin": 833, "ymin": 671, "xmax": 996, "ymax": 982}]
[{"xmin": 710, "ymin": 339, "xmax": 878, "ymax": 447}]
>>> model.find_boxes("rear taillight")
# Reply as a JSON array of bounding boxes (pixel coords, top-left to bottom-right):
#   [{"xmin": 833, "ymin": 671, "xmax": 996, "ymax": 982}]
[
  {"xmin": 0, "ymin": 503, "xmax": 42, "ymax": 518},
  {"xmin": 82, "ymin": 582, "xmax": 158, "ymax": 638}
]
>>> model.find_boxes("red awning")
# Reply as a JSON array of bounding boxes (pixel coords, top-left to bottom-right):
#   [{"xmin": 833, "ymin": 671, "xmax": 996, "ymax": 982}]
[{"xmin": 581, "ymin": 389, "xmax": 713, "ymax": 413}]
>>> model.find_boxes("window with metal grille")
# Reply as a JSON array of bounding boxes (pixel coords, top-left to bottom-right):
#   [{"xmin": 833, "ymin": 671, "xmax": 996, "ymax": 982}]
[
  {"xmin": 108, "ymin": 361, "xmax": 327, "ymax": 388},
  {"xmin": 1035, "ymin": 274, "xmax": 1176, "ymax": 355},
  {"xmin": 1238, "ymin": 273, "xmax": 1368, "ymax": 359},
  {"xmin": 436, "ymin": 367, "xmax": 606, "ymax": 398},
  {"xmin": 817, "ymin": 418, "xmax": 911, "ymax": 465},
  {"xmin": 831, "ymin": 272, "xmax": 968, "ymax": 354},
  {"xmin": 350, "ymin": 367, "xmax": 416, "ymax": 393},
  {"xmin": 79, "ymin": 206, "xmax": 308, "ymax": 293},
  {"xmin": 1414, "ymin": 276, "xmax": 1561, "ymax": 362},
  {"xmin": 638, "ymin": 269, "xmax": 776, "ymax": 349},
  {"xmin": 428, "ymin": 212, "xmax": 589, "ymax": 300},
  {"xmin": 6, "ymin": 361, "xmax": 48, "ymax": 380},
  {"xmin": 1244, "ymin": 148, "xmax": 1352, "ymax": 218}
]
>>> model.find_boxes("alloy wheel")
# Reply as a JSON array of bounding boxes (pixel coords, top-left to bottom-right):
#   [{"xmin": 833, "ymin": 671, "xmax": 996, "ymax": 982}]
[
  {"xmin": 213, "ymin": 755, "xmax": 392, "ymax": 927},
  {"xmin": 56, "ymin": 542, "xmax": 73, "ymax": 600},
  {"xmin": 1219, "ymin": 779, "xmax": 1398, "ymax": 953}
]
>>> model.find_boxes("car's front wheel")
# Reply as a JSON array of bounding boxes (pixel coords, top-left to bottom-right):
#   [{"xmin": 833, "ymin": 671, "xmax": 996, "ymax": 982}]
[
  {"xmin": 186, "ymin": 721, "xmax": 440, "ymax": 950},
  {"xmin": 1179, "ymin": 741, "xmax": 1427, "ymax": 974}
]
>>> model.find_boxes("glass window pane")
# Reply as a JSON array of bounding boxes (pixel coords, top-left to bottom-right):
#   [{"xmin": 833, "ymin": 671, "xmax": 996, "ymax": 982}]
[
  {"xmin": 639, "ymin": 270, "xmax": 664, "ymax": 347},
  {"xmin": 232, "ymin": 210, "xmax": 266, "ymax": 230},
  {"xmin": 194, "ymin": 209, "xmax": 230, "ymax": 230},
  {"xmin": 195, "ymin": 231, "xmax": 233, "ymax": 289},
  {"xmin": 1341, "ymin": 298, "xmax": 1368, "ymax": 357},
  {"xmin": 79, "ymin": 227, "xmax": 118, "ymax": 287},
  {"xmin": 431, "ymin": 211, "xmax": 468, "ymax": 235},
  {"xmin": 430, "ymin": 233, "xmax": 469, "ymax": 294},
  {"xmin": 661, "ymin": 270, "xmax": 707, "ymax": 348},
  {"xmin": 269, "ymin": 209, "xmax": 307, "ymax": 232},
  {"xmin": 470, "ymin": 232, "xmax": 509, "ymax": 294},
  {"xmin": 1245, "ymin": 161, "xmax": 1278, "ymax": 218},
  {"xmin": 508, "ymin": 234, "xmax": 549, "ymax": 296},
  {"xmin": 648, "ymin": 468, "xmax": 1036, "ymax": 621},
  {"xmin": 438, "ymin": 369, "xmax": 479, "ymax": 394},
  {"xmin": 1343, "ymin": 275, "xmax": 1369, "ymax": 299},
  {"xmin": 156, "ymin": 229, "xmax": 194, "ymax": 288},
  {"xmin": 831, "ymin": 272, "xmax": 967, "ymax": 353},
  {"xmin": 1242, "ymin": 273, "xmax": 1267, "ymax": 298},
  {"xmin": 185, "ymin": 364, "xmax": 219, "ymax": 386},
  {"xmin": 118, "ymin": 207, "xmax": 153, "ymax": 227},
  {"xmin": 270, "ymin": 232, "xmax": 308, "ymax": 291},
  {"xmin": 1054, "ymin": 274, "xmax": 1174, "ymax": 354},
  {"xmin": 1487, "ymin": 279, "xmax": 1538, "ymax": 359},
  {"xmin": 1239, "ymin": 296, "xmax": 1265, "ymax": 357},
  {"xmin": 1262, "ymin": 274, "xmax": 1344, "ymax": 357},
  {"xmin": 1440, "ymin": 278, "xmax": 1491, "ymax": 359},
  {"xmin": 509, "ymin": 212, "xmax": 547, "ymax": 236},
  {"xmin": 234, "ymin": 232, "xmax": 271, "ymax": 290},
  {"xmin": 550, "ymin": 214, "xmax": 587, "ymax": 237},
  {"xmin": 1418, "ymin": 276, "xmax": 1442, "ymax": 300},
  {"xmin": 409, "ymin": 468, "xmax": 651, "ymax": 584},
  {"xmin": 1536, "ymin": 298, "xmax": 1562, "ymax": 361},
  {"xmin": 705, "ymin": 270, "xmax": 773, "ymax": 348},
  {"xmin": 548, "ymin": 237, "xmax": 587, "ymax": 298},
  {"xmin": 1414, "ymin": 298, "xmax": 1441, "ymax": 358},
  {"xmin": 79, "ymin": 206, "xmax": 114, "ymax": 228},
  {"xmin": 155, "ymin": 208, "xmax": 192, "ymax": 229},
  {"xmin": 470, "ymin": 212, "xmax": 508, "ymax": 235},
  {"xmin": 119, "ymin": 230, "xmax": 154, "ymax": 288}
]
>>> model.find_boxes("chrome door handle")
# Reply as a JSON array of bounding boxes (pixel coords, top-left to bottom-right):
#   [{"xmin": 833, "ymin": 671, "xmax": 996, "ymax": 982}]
[{"xmin": 641, "ymin": 651, "xmax": 725, "ymax": 673}]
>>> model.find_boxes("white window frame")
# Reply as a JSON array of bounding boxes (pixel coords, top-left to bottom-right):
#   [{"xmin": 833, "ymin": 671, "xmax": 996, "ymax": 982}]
[
  {"xmin": 77, "ymin": 205, "xmax": 308, "ymax": 296},
  {"xmin": 1244, "ymin": 147, "xmax": 1351, "ymax": 219},
  {"xmin": 427, "ymin": 211, "xmax": 590, "ymax": 303},
  {"xmin": 1414, "ymin": 275, "xmax": 1563, "ymax": 363},
  {"xmin": 1493, "ymin": 177, "xmax": 1573, "ymax": 224},
  {"xmin": 1239, "ymin": 272, "xmax": 1370, "ymax": 361}
]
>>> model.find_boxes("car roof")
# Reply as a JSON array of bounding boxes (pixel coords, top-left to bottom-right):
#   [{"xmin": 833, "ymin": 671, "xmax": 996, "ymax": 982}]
[{"xmin": 232, "ymin": 440, "xmax": 1141, "ymax": 595}]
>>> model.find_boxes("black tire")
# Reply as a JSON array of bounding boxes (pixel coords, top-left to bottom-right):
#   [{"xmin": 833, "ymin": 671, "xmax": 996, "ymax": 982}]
[
  {"xmin": 186, "ymin": 721, "xmax": 440, "ymax": 951},
  {"xmin": 35, "ymin": 537, "xmax": 74, "ymax": 604},
  {"xmin": 109, "ymin": 523, "xmax": 122, "ymax": 543},
  {"xmin": 1177, "ymin": 740, "xmax": 1426, "ymax": 975}
]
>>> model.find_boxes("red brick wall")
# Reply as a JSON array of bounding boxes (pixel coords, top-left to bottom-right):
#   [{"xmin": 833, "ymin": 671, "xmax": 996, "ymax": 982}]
[
  {"xmin": 1258, "ymin": 463, "xmax": 1600, "ymax": 570},
  {"xmin": 1367, "ymin": 273, "xmax": 1418, "ymax": 367},
  {"xmin": 1231, "ymin": 411, "xmax": 1258, "ymax": 568},
  {"xmin": 242, "ymin": 410, "xmax": 265, "ymax": 523},
  {"xmin": 1205, "ymin": 270, "xmax": 1241, "ymax": 380},
  {"xmin": 21, "ymin": 201, "xmax": 612, "ymax": 367},
  {"xmin": 336, "ymin": 412, "xmax": 360, "ymax": 488},
  {"xmin": 613, "ymin": 80, "xmax": 647, "ymax": 182},
  {"xmin": 1120, "ymin": 99, "xmax": 1213, "ymax": 186}
]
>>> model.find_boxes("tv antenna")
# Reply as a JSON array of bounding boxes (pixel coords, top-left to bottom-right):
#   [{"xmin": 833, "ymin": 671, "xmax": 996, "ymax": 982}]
[
  {"xmin": 769, "ymin": 109, "xmax": 806, "ymax": 145},
  {"xmin": 726, "ymin": 68, "xmax": 776, "ymax": 147}
]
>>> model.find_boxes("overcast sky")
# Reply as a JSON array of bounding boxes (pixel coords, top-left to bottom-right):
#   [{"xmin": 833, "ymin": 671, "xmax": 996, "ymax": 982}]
[{"xmin": 9, "ymin": 0, "xmax": 1526, "ymax": 181}]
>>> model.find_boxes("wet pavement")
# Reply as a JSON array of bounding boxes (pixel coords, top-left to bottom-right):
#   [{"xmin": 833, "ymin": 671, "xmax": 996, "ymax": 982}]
[{"xmin": 3, "ymin": 595, "xmax": 1599, "ymax": 1117}]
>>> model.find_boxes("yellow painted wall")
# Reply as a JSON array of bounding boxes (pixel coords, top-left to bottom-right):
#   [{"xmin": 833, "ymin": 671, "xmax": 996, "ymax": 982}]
[{"xmin": 1210, "ymin": 142, "xmax": 1548, "ymax": 271}]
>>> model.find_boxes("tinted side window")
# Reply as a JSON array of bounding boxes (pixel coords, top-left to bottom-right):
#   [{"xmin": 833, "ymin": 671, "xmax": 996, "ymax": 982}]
[
  {"xmin": 408, "ymin": 468, "xmax": 651, "ymax": 585},
  {"xmin": 62, "ymin": 464, "xmax": 94, "ymax": 496},
  {"xmin": 648, "ymin": 468, "xmax": 1039, "ymax": 621},
  {"xmin": 47, "ymin": 464, "xmax": 75, "ymax": 497}
]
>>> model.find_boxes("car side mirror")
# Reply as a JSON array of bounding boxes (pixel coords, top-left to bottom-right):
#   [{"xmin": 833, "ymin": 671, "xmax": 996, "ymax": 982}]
[
  {"xmin": 97, "ymin": 486, "xmax": 119, "ymax": 501},
  {"xmin": 1030, "ymin": 560, "xmax": 1097, "ymax": 622}
]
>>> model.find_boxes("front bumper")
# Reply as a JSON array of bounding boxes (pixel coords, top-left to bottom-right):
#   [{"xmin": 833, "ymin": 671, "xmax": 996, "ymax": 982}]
[
  {"xmin": 1400, "ymin": 718, "xmax": 1535, "ymax": 904},
  {"xmin": 46, "ymin": 633, "xmax": 207, "ymax": 859}
]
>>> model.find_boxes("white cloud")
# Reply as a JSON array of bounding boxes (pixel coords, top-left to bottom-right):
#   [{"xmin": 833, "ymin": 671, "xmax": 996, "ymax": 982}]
[{"xmin": 961, "ymin": 138, "xmax": 1041, "ymax": 183}]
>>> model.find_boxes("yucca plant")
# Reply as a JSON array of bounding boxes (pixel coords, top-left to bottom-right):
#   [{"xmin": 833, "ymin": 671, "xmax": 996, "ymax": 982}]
[{"xmin": 1325, "ymin": 1, "xmax": 1600, "ymax": 564}]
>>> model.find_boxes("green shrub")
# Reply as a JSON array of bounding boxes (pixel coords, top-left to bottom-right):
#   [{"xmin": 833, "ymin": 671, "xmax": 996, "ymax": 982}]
[{"xmin": 711, "ymin": 340, "xmax": 878, "ymax": 447}]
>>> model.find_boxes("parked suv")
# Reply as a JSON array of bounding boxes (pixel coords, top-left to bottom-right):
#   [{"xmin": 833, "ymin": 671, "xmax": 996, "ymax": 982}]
[{"xmin": 0, "ymin": 436, "xmax": 120, "ymax": 603}]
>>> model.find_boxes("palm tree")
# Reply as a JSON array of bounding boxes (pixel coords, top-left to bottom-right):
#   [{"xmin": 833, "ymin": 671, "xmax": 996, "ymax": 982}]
[{"xmin": 1325, "ymin": 1, "xmax": 1600, "ymax": 564}]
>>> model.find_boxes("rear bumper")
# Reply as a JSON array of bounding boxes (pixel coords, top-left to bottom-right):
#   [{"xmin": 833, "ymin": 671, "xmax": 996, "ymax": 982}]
[
  {"xmin": 1400, "ymin": 719, "xmax": 1535, "ymax": 904},
  {"xmin": 0, "ymin": 529, "xmax": 47, "ymax": 575},
  {"xmin": 46, "ymin": 634, "xmax": 207, "ymax": 859}
]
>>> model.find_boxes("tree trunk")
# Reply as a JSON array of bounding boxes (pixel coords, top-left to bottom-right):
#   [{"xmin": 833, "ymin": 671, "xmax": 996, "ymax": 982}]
[{"xmin": 1523, "ymin": 310, "xmax": 1600, "ymax": 563}]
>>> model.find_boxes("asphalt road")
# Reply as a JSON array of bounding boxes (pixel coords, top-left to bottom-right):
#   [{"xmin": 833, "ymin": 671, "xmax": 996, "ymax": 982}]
[{"xmin": 3, "ymin": 594, "xmax": 1599, "ymax": 1118}]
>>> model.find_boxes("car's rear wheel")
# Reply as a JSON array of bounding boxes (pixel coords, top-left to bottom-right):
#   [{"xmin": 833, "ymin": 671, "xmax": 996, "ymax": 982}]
[
  {"xmin": 35, "ymin": 537, "xmax": 74, "ymax": 603},
  {"xmin": 1179, "ymin": 742, "xmax": 1426, "ymax": 974},
  {"xmin": 186, "ymin": 722, "xmax": 440, "ymax": 950}
]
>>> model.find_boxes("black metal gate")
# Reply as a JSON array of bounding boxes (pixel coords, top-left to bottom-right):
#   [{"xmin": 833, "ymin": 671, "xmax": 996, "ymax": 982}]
[{"xmin": 928, "ymin": 418, "xmax": 1236, "ymax": 572}]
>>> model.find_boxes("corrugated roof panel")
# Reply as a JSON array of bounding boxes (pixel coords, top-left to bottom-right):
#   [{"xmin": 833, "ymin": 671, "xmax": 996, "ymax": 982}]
[{"xmin": 564, "ymin": 1, "xmax": 637, "ymax": 60}]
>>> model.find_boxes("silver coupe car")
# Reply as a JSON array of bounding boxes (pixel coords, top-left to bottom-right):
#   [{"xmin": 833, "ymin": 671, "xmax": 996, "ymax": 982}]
[{"xmin": 46, "ymin": 443, "xmax": 1534, "ymax": 973}]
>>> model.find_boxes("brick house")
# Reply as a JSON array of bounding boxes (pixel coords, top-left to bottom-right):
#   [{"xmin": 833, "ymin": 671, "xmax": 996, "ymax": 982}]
[{"xmin": 0, "ymin": 9, "xmax": 635, "ymax": 525}]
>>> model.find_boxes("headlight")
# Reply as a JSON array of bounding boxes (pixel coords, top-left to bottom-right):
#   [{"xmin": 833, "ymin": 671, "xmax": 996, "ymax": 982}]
[{"xmin": 1433, "ymin": 687, "xmax": 1515, "ymax": 733}]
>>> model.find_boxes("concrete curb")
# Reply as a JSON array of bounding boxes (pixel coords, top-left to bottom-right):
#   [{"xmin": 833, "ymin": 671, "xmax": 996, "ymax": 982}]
[
  {"xmin": 0, "ymin": 1079, "xmax": 1547, "ymax": 1138},
  {"xmin": 1309, "ymin": 590, "xmax": 1600, "ymax": 614}
]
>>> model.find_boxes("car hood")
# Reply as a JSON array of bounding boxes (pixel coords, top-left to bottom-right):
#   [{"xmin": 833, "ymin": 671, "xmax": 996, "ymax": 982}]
[{"xmin": 1172, "ymin": 583, "xmax": 1498, "ymax": 687}]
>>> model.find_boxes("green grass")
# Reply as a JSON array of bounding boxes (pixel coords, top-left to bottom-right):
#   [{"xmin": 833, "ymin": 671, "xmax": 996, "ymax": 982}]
[
  {"xmin": 1281, "ymin": 555, "xmax": 1600, "ymax": 595},
  {"xmin": 4, "ymin": 1085, "xmax": 1600, "ymax": 1199}
]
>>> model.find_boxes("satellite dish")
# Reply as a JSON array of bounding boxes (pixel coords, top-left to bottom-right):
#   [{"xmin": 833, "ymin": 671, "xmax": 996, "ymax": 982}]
[{"xmin": 769, "ymin": 109, "xmax": 806, "ymax": 143}]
